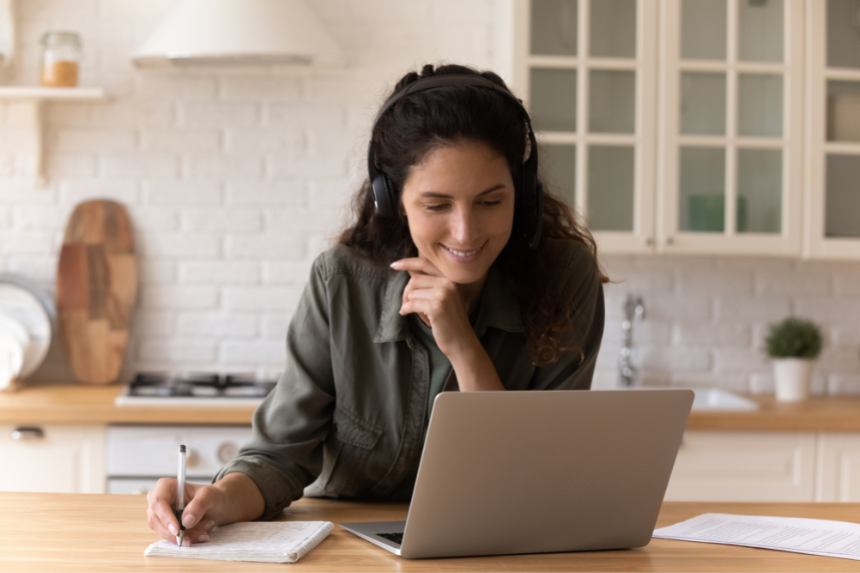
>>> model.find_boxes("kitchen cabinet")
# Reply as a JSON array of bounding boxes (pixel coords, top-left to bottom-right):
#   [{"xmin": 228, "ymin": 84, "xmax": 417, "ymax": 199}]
[
  {"xmin": 509, "ymin": 1, "xmax": 835, "ymax": 258},
  {"xmin": 815, "ymin": 433, "xmax": 860, "ymax": 502},
  {"xmin": 666, "ymin": 430, "xmax": 860, "ymax": 502},
  {"xmin": 0, "ymin": 424, "xmax": 105, "ymax": 494},
  {"xmin": 804, "ymin": 1, "xmax": 860, "ymax": 259},
  {"xmin": 657, "ymin": 0, "xmax": 805, "ymax": 256},
  {"xmin": 664, "ymin": 430, "xmax": 817, "ymax": 502},
  {"xmin": 512, "ymin": 0, "xmax": 659, "ymax": 254}
]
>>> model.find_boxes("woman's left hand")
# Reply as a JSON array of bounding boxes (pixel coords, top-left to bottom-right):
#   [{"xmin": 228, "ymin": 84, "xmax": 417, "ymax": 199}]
[{"xmin": 392, "ymin": 257, "xmax": 480, "ymax": 360}]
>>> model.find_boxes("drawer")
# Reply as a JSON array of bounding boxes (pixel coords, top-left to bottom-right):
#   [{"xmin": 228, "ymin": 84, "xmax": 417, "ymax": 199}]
[
  {"xmin": 0, "ymin": 424, "xmax": 105, "ymax": 494},
  {"xmin": 664, "ymin": 431, "xmax": 816, "ymax": 502}
]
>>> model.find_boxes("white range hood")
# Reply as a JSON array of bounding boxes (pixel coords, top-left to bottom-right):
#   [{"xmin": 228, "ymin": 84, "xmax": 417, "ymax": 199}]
[{"xmin": 133, "ymin": 0, "xmax": 343, "ymax": 67}]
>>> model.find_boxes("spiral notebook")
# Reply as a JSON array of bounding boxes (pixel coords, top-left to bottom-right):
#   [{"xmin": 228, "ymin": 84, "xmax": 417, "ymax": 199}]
[{"xmin": 144, "ymin": 521, "xmax": 335, "ymax": 564}]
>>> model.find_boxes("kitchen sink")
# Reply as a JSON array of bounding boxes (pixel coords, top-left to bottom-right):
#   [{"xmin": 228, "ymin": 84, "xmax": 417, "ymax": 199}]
[
  {"xmin": 687, "ymin": 388, "xmax": 758, "ymax": 411},
  {"xmin": 606, "ymin": 387, "xmax": 759, "ymax": 411}
]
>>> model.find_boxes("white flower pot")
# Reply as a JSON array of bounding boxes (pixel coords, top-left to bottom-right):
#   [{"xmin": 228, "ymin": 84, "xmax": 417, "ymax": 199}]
[{"xmin": 773, "ymin": 358, "xmax": 814, "ymax": 402}]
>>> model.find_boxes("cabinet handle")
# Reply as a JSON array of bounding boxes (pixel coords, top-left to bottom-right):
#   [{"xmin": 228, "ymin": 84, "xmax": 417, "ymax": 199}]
[
  {"xmin": 665, "ymin": 236, "xmax": 675, "ymax": 246},
  {"xmin": 11, "ymin": 426, "xmax": 45, "ymax": 440},
  {"xmin": 644, "ymin": 236, "xmax": 654, "ymax": 247}
]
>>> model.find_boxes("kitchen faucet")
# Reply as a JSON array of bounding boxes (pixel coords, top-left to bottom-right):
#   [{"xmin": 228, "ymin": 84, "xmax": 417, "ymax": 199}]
[{"xmin": 618, "ymin": 294, "xmax": 645, "ymax": 388}]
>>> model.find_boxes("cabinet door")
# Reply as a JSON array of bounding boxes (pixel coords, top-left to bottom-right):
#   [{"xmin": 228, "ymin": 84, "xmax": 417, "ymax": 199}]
[
  {"xmin": 0, "ymin": 424, "xmax": 105, "ymax": 493},
  {"xmin": 804, "ymin": 1, "xmax": 860, "ymax": 259},
  {"xmin": 664, "ymin": 431, "xmax": 816, "ymax": 502},
  {"xmin": 815, "ymin": 433, "xmax": 860, "ymax": 502},
  {"xmin": 514, "ymin": 0, "xmax": 658, "ymax": 254},
  {"xmin": 657, "ymin": 0, "xmax": 804, "ymax": 256}
]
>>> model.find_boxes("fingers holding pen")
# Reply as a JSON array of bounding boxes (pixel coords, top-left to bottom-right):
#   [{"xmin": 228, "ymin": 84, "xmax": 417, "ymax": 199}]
[{"xmin": 147, "ymin": 481, "xmax": 181, "ymax": 543}]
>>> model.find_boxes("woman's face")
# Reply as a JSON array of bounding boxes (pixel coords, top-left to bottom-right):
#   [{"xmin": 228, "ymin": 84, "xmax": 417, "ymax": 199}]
[{"xmin": 400, "ymin": 140, "xmax": 515, "ymax": 287}]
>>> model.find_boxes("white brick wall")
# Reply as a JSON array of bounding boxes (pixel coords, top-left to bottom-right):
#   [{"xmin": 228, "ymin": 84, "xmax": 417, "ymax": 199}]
[
  {"xmin": 599, "ymin": 254, "xmax": 860, "ymax": 395},
  {"xmin": 1, "ymin": 0, "xmax": 859, "ymax": 395}
]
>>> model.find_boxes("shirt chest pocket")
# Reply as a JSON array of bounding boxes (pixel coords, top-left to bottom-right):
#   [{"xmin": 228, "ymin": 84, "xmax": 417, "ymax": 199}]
[{"xmin": 318, "ymin": 405, "xmax": 383, "ymax": 497}]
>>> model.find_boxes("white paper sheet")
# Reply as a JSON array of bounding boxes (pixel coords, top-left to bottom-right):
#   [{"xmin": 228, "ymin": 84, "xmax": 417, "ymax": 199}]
[
  {"xmin": 144, "ymin": 521, "xmax": 335, "ymax": 563},
  {"xmin": 653, "ymin": 513, "xmax": 860, "ymax": 561}
]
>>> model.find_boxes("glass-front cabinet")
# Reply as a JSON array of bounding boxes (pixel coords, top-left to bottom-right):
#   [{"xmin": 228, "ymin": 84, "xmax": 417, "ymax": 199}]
[
  {"xmin": 514, "ymin": 0, "xmax": 658, "ymax": 253},
  {"xmin": 513, "ymin": 0, "xmax": 805, "ymax": 256},
  {"xmin": 659, "ymin": 0, "xmax": 804, "ymax": 255},
  {"xmin": 806, "ymin": 0, "xmax": 860, "ymax": 259}
]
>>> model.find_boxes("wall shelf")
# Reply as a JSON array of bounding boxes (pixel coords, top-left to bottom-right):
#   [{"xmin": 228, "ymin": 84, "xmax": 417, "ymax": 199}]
[
  {"xmin": 0, "ymin": 86, "xmax": 105, "ymax": 100},
  {"xmin": 0, "ymin": 86, "xmax": 107, "ymax": 185}
]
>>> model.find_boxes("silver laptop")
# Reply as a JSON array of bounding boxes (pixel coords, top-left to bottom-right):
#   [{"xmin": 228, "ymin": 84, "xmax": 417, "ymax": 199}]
[{"xmin": 340, "ymin": 389, "xmax": 693, "ymax": 559}]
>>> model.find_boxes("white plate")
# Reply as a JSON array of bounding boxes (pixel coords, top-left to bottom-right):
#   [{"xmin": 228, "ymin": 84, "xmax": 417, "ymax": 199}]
[
  {"xmin": 0, "ymin": 277, "xmax": 54, "ymax": 379},
  {"xmin": 0, "ymin": 314, "xmax": 29, "ymax": 346},
  {"xmin": 0, "ymin": 331, "xmax": 24, "ymax": 390}
]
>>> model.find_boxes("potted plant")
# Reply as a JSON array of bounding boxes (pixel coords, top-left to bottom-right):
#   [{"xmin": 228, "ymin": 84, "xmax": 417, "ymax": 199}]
[{"xmin": 765, "ymin": 317, "xmax": 823, "ymax": 402}]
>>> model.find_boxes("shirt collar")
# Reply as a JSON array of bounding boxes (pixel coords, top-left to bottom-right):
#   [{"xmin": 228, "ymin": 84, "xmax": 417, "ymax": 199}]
[{"xmin": 374, "ymin": 262, "xmax": 522, "ymax": 343}]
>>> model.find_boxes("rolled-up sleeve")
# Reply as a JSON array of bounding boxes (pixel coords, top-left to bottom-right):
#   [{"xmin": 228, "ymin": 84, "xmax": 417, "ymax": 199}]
[
  {"xmin": 530, "ymin": 247, "xmax": 605, "ymax": 391},
  {"xmin": 214, "ymin": 257, "xmax": 335, "ymax": 520}
]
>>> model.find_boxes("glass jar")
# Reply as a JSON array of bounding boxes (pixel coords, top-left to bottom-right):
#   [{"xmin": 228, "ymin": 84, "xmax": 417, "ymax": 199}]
[{"xmin": 40, "ymin": 31, "xmax": 81, "ymax": 88}]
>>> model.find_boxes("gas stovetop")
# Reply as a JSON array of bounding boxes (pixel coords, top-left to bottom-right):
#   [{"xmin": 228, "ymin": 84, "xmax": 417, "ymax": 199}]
[{"xmin": 114, "ymin": 372, "xmax": 277, "ymax": 406}]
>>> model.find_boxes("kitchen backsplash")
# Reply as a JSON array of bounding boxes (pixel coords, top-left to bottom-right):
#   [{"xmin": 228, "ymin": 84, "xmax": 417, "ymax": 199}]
[{"xmin": 1, "ymin": 0, "xmax": 858, "ymax": 394}]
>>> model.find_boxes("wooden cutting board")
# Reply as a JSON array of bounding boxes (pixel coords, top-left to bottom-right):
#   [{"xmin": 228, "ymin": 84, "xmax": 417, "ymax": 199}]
[{"xmin": 56, "ymin": 200, "xmax": 137, "ymax": 385}]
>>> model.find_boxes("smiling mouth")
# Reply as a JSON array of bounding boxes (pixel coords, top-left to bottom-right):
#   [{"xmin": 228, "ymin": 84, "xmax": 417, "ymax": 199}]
[{"xmin": 442, "ymin": 243, "xmax": 485, "ymax": 259}]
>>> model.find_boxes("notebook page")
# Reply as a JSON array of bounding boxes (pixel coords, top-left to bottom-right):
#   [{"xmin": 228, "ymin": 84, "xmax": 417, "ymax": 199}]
[
  {"xmin": 653, "ymin": 513, "xmax": 860, "ymax": 561},
  {"xmin": 144, "ymin": 521, "xmax": 335, "ymax": 563}
]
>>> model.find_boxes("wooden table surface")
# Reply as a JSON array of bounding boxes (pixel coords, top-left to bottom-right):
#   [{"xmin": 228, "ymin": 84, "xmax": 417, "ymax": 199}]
[
  {"xmin": 5, "ymin": 383, "xmax": 860, "ymax": 431},
  {"xmin": 2, "ymin": 493, "xmax": 859, "ymax": 572}
]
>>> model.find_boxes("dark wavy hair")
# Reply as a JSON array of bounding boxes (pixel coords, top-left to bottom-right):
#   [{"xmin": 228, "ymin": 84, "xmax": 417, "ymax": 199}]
[{"xmin": 338, "ymin": 64, "xmax": 607, "ymax": 366}]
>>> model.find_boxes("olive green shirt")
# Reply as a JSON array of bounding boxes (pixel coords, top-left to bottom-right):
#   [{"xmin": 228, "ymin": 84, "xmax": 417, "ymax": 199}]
[{"xmin": 215, "ymin": 239, "xmax": 605, "ymax": 520}]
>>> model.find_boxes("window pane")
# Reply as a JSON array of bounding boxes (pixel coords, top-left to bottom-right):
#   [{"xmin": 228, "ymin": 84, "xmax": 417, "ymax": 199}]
[
  {"xmin": 738, "ymin": 0, "xmax": 783, "ymax": 63},
  {"xmin": 737, "ymin": 148, "xmax": 782, "ymax": 234},
  {"xmin": 589, "ymin": 70, "xmax": 635, "ymax": 134},
  {"xmin": 588, "ymin": 145, "xmax": 634, "ymax": 232},
  {"xmin": 680, "ymin": 72, "xmax": 726, "ymax": 135},
  {"xmin": 530, "ymin": 68, "xmax": 577, "ymax": 132},
  {"xmin": 679, "ymin": 147, "xmax": 725, "ymax": 232},
  {"xmin": 827, "ymin": 80, "xmax": 860, "ymax": 142},
  {"xmin": 738, "ymin": 74, "xmax": 783, "ymax": 137},
  {"xmin": 531, "ymin": 0, "xmax": 578, "ymax": 56},
  {"xmin": 542, "ymin": 144, "xmax": 577, "ymax": 206},
  {"xmin": 826, "ymin": 154, "xmax": 860, "ymax": 237},
  {"xmin": 827, "ymin": 0, "xmax": 860, "ymax": 69},
  {"xmin": 590, "ymin": 0, "xmax": 636, "ymax": 58},
  {"xmin": 681, "ymin": 0, "xmax": 727, "ymax": 60}
]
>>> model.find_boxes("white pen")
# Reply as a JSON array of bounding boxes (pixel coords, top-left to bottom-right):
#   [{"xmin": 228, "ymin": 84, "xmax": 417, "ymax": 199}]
[{"xmin": 175, "ymin": 445, "xmax": 186, "ymax": 547}]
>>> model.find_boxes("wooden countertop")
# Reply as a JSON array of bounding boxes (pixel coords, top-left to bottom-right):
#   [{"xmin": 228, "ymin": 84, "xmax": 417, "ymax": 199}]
[
  {"xmin": 2, "ymin": 493, "xmax": 859, "ymax": 572},
  {"xmin": 685, "ymin": 395, "xmax": 860, "ymax": 432},
  {"xmin": 0, "ymin": 383, "xmax": 255, "ymax": 424},
  {"xmin": 4, "ymin": 383, "xmax": 860, "ymax": 430}
]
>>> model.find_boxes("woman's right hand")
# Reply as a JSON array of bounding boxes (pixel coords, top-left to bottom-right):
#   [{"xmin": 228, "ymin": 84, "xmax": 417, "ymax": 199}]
[{"xmin": 146, "ymin": 479, "xmax": 222, "ymax": 546}]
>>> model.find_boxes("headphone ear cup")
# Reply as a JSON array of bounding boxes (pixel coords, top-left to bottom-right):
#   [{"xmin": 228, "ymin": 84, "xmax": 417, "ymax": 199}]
[{"xmin": 371, "ymin": 173, "xmax": 397, "ymax": 218}]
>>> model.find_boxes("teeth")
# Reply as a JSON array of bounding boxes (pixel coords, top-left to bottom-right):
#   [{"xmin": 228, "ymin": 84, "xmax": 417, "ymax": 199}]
[{"xmin": 446, "ymin": 246, "xmax": 480, "ymax": 257}]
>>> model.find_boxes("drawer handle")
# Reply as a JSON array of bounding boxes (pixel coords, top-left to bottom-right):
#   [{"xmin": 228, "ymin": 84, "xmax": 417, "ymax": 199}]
[{"xmin": 11, "ymin": 426, "xmax": 45, "ymax": 440}]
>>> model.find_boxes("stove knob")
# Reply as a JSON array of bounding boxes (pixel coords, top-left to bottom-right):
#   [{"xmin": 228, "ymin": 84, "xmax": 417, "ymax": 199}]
[
  {"xmin": 217, "ymin": 442, "xmax": 240, "ymax": 464},
  {"xmin": 185, "ymin": 450, "xmax": 200, "ymax": 468}
]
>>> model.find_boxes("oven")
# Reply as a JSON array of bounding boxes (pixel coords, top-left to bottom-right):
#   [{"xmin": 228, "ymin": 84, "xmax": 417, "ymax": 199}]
[
  {"xmin": 107, "ymin": 373, "xmax": 274, "ymax": 494},
  {"xmin": 106, "ymin": 425, "xmax": 254, "ymax": 494}
]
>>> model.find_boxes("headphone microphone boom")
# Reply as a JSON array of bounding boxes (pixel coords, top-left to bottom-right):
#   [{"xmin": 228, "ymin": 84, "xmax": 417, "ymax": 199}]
[{"xmin": 366, "ymin": 75, "xmax": 544, "ymax": 250}]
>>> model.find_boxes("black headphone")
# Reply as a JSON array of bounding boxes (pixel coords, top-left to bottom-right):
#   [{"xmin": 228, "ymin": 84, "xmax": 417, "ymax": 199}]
[{"xmin": 367, "ymin": 74, "xmax": 544, "ymax": 250}]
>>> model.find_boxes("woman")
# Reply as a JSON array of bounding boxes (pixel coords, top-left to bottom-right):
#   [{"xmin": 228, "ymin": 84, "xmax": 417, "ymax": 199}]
[{"xmin": 146, "ymin": 64, "xmax": 606, "ymax": 545}]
